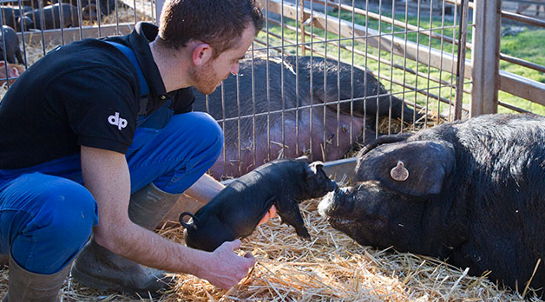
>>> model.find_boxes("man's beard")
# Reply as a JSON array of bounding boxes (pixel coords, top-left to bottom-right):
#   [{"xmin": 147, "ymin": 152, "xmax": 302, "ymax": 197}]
[{"xmin": 192, "ymin": 60, "xmax": 221, "ymax": 95}]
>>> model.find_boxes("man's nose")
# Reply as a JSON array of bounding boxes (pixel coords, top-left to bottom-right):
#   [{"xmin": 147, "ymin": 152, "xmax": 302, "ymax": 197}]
[{"xmin": 230, "ymin": 63, "xmax": 240, "ymax": 75}]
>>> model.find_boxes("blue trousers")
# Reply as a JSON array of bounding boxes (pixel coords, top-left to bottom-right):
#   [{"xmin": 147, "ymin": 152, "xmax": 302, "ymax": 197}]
[{"xmin": 0, "ymin": 109, "xmax": 223, "ymax": 274}]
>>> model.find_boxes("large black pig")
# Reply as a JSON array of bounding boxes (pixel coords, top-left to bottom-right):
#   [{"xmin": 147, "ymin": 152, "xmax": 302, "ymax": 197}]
[
  {"xmin": 179, "ymin": 157, "xmax": 336, "ymax": 252},
  {"xmin": 0, "ymin": 6, "xmax": 33, "ymax": 30},
  {"xmin": 193, "ymin": 56, "xmax": 421, "ymax": 179},
  {"xmin": 318, "ymin": 113, "xmax": 545, "ymax": 294},
  {"xmin": 21, "ymin": 3, "xmax": 79, "ymax": 30}
]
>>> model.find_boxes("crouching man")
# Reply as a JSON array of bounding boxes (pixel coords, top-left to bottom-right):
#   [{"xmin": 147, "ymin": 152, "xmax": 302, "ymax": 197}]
[{"xmin": 0, "ymin": 0, "xmax": 274, "ymax": 300}]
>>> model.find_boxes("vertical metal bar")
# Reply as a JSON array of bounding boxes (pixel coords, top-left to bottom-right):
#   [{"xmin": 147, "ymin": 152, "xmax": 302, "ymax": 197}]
[
  {"xmin": 265, "ymin": 0, "xmax": 271, "ymax": 162},
  {"xmin": 447, "ymin": 0, "xmax": 459, "ymax": 122},
  {"xmin": 363, "ymin": 0, "xmax": 369, "ymax": 141},
  {"xmin": 349, "ymin": 0, "xmax": 355, "ymax": 146},
  {"xmin": 454, "ymin": 0, "xmax": 469, "ymax": 120},
  {"xmin": 16, "ymin": 1, "xmax": 28, "ymax": 69},
  {"xmin": 38, "ymin": 0, "xmax": 46, "ymax": 55},
  {"xmin": 236, "ymin": 73, "xmax": 242, "ymax": 176},
  {"xmin": 309, "ymin": 0, "xmax": 315, "ymax": 159},
  {"xmin": 220, "ymin": 82, "xmax": 227, "ymax": 176},
  {"xmin": 155, "ymin": 0, "xmax": 164, "ymax": 25},
  {"xmin": 376, "ymin": 0, "xmax": 383, "ymax": 133},
  {"xmin": 97, "ymin": 0, "xmax": 103, "ymax": 38},
  {"xmin": 0, "ymin": 9, "xmax": 9, "ymax": 88},
  {"xmin": 133, "ymin": 0, "xmax": 137, "ymax": 24},
  {"xmin": 295, "ymin": 0, "xmax": 300, "ymax": 156},
  {"xmin": 322, "ymin": 0, "xmax": 328, "ymax": 161},
  {"xmin": 336, "ymin": 0, "xmax": 341, "ymax": 148},
  {"xmin": 299, "ymin": 0, "xmax": 306, "ymax": 56},
  {"xmin": 400, "ymin": 0, "xmax": 409, "ymax": 131},
  {"xmin": 76, "ymin": 0, "xmax": 84, "ymax": 41},
  {"xmin": 115, "ymin": 0, "xmax": 120, "ymax": 35},
  {"xmin": 251, "ymin": 44, "xmax": 257, "ymax": 172},
  {"xmin": 470, "ymin": 0, "xmax": 501, "ymax": 116},
  {"xmin": 58, "ymin": 2, "xmax": 65, "ymax": 45},
  {"xmin": 281, "ymin": 0, "xmax": 285, "ymax": 159},
  {"xmin": 425, "ymin": 0, "xmax": 434, "ymax": 125},
  {"xmin": 389, "ymin": 0, "xmax": 395, "ymax": 133},
  {"xmin": 437, "ymin": 0, "xmax": 447, "ymax": 124},
  {"xmin": 414, "ymin": 0, "xmax": 422, "ymax": 127}
]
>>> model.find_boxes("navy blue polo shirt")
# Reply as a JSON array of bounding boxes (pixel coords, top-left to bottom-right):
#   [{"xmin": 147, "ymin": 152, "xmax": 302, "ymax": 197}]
[{"xmin": 0, "ymin": 22, "xmax": 195, "ymax": 170}]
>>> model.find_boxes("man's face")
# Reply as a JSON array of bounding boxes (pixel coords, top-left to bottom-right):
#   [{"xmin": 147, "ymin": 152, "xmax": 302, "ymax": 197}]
[{"xmin": 192, "ymin": 25, "xmax": 256, "ymax": 95}]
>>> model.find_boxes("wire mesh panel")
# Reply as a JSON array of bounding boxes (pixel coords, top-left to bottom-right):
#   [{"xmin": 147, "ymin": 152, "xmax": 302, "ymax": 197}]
[
  {"xmin": 0, "ymin": 0, "xmax": 474, "ymax": 180},
  {"xmin": 197, "ymin": 0, "xmax": 472, "ymax": 180},
  {"xmin": 0, "ymin": 0, "xmax": 154, "ymax": 88}
]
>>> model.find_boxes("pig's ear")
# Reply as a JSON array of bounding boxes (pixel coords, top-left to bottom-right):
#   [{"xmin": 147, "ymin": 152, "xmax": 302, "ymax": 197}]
[
  {"xmin": 308, "ymin": 161, "xmax": 324, "ymax": 175},
  {"xmin": 358, "ymin": 140, "xmax": 455, "ymax": 197}
]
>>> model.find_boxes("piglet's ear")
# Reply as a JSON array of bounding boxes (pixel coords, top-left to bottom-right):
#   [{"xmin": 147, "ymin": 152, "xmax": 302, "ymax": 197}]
[
  {"xmin": 357, "ymin": 140, "xmax": 455, "ymax": 197},
  {"xmin": 308, "ymin": 161, "xmax": 324, "ymax": 175}
]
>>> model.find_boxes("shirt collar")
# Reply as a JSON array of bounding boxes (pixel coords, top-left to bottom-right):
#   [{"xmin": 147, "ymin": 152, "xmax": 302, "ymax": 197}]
[{"xmin": 128, "ymin": 22, "xmax": 171, "ymax": 109}]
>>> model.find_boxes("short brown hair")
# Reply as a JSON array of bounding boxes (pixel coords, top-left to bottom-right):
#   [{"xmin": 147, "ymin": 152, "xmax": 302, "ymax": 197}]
[{"xmin": 158, "ymin": 0, "xmax": 264, "ymax": 58}]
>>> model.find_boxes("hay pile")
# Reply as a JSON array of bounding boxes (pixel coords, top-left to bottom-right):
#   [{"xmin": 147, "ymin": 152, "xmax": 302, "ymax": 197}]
[{"xmin": 0, "ymin": 198, "xmax": 539, "ymax": 301}]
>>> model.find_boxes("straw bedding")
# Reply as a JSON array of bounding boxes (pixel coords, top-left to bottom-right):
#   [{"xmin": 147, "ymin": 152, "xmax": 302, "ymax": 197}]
[{"xmin": 0, "ymin": 199, "xmax": 538, "ymax": 301}]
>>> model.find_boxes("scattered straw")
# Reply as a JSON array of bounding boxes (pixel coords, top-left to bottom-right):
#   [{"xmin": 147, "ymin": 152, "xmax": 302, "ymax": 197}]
[{"xmin": 0, "ymin": 199, "xmax": 537, "ymax": 301}]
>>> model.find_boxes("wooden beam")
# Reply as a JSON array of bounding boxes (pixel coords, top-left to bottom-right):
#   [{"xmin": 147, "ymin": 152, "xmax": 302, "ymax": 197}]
[
  {"xmin": 470, "ymin": 0, "xmax": 501, "ymax": 116},
  {"xmin": 499, "ymin": 71, "xmax": 545, "ymax": 107}
]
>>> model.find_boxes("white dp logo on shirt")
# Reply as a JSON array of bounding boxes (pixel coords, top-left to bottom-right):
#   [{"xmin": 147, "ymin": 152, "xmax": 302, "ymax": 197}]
[{"xmin": 108, "ymin": 112, "xmax": 128, "ymax": 130}]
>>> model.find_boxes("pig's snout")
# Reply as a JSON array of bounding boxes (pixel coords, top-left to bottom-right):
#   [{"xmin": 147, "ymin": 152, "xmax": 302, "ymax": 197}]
[{"xmin": 318, "ymin": 187, "xmax": 354, "ymax": 217}]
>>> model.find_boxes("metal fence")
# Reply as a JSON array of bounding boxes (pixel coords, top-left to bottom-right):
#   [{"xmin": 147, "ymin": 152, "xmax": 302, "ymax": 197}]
[{"xmin": 0, "ymin": 0, "xmax": 544, "ymax": 179}]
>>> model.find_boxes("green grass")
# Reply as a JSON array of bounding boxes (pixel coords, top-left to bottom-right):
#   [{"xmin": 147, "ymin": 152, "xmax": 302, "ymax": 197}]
[{"xmin": 257, "ymin": 5, "xmax": 545, "ymax": 117}]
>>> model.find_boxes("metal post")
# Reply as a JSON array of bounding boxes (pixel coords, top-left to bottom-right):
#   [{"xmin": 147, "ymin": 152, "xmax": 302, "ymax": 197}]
[
  {"xmin": 470, "ymin": 0, "xmax": 501, "ymax": 116},
  {"xmin": 454, "ymin": 0, "xmax": 469, "ymax": 120},
  {"xmin": 156, "ymin": 0, "xmax": 165, "ymax": 26}
]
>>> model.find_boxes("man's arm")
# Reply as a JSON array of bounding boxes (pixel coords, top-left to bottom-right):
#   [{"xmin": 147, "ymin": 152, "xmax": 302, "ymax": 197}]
[{"xmin": 80, "ymin": 146, "xmax": 255, "ymax": 289}]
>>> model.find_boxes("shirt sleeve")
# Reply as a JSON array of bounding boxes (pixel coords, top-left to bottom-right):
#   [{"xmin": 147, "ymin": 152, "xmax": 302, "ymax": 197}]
[{"xmin": 46, "ymin": 66, "xmax": 139, "ymax": 154}]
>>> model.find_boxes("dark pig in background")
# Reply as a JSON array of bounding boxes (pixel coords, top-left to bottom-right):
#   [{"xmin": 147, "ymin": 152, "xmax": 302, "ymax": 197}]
[
  {"xmin": 193, "ymin": 56, "xmax": 421, "ymax": 179},
  {"xmin": 22, "ymin": 3, "xmax": 79, "ymax": 30},
  {"xmin": 73, "ymin": 0, "xmax": 117, "ymax": 21},
  {"xmin": 318, "ymin": 113, "xmax": 545, "ymax": 294},
  {"xmin": 0, "ymin": 6, "xmax": 33, "ymax": 31},
  {"xmin": 0, "ymin": 26, "xmax": 24, "ymax": 64},
  {"xmin": 179, "ymin": 157, "xmax": 336, "ymax": 252}
]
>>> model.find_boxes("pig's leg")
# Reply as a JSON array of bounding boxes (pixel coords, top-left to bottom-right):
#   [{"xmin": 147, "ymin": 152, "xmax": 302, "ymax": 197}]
[
  {"xmin": 275, "ymin": 197, "xmax": 310, "ymax": 239},
  {"xmin": 15, "ymin": 48, "xmax": 24, "ymax": 65}
]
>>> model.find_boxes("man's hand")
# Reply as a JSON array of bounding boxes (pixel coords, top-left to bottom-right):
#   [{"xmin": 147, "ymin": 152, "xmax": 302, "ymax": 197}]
[
  {"xmin": 258, "ymin": 205, "xmax": 277, "ymax": 226},
  {"xmin": 198, "ymin": 239, "xmax": 255, "ymax": 289}
]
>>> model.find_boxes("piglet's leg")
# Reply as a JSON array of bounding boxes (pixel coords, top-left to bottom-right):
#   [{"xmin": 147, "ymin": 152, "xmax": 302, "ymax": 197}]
[{"xmin": 276, "ymin": 198, "xmax": 311, "ymax": 239}]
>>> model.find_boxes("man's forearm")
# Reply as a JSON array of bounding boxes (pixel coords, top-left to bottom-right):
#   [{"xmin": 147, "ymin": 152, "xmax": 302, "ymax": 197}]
[{"xmin": 81, "ymin": 146, "xmax": 208, "ymax": 275}]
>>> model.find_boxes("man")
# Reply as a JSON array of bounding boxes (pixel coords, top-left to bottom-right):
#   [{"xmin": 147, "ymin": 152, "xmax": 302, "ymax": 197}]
[{"xmin": 0, "ymin": 0, "xmax": 276, "ymax": 300}]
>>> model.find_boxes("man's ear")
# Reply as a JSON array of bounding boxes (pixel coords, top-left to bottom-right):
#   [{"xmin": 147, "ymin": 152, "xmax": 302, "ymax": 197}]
[{"xmin": 192, "ymin": 42, "xmax": 213, "ymax": 67}]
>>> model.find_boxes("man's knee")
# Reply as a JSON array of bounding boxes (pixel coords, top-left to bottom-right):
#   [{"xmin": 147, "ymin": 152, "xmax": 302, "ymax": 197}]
[
  {"xmin": 170, "ymin": 111, "xmax": 224, "ymax": 155},
  {"xmin": 191, "ymin": 112, "xmax": 224, "ymax": 154}
]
